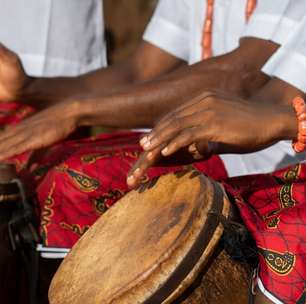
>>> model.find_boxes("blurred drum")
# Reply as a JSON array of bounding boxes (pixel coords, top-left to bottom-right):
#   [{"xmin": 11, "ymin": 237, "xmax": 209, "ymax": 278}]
[
  {"xmin": 0, "ymin": 164, "xmax": 22, "ymax": 304},
  {"xmin": 49, "ymin": 170, "xmax": 249, "ymax": 304}
]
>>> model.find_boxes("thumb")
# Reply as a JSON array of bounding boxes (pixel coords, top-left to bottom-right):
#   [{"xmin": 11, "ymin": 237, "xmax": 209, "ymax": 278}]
[{"xmin": 188, "ymin": 141, "xmax": 212, "ymax": 160}]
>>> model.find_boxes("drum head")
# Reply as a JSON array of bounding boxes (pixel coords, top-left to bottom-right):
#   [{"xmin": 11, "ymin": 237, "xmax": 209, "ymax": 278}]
[{"xmin": 49, "ymin": 170, "xmax": 229, "ymax": 304}]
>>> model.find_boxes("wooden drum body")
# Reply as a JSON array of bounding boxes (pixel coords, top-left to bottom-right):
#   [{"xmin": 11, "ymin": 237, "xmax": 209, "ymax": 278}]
[{"xmin": 49, "ymin": 170, "xmax": 248, "ymax": 304}]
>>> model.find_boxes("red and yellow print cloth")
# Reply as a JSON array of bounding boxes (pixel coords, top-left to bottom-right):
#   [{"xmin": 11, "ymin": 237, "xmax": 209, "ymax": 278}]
[{"xmin": 0, "ymin": 102, "xmax": 305, "ymax": 304}]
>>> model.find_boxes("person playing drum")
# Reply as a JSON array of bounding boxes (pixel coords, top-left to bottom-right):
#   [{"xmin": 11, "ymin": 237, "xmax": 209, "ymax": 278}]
[
  {"xmin": 0, "ymin": 1, "xmax": 305, "ymax": 303},
  {"xmin": 0, "ymin": 0, "xmax": 303, "ymax": 251}
]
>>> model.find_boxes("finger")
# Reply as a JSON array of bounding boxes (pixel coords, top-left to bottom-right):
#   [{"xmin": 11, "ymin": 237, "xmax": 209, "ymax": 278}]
[
  {"xmin": 0, "ymin": 118, "xmax": 39, "ymax": 142},
  {"xmin": 142, "ymin": 114, "xmax": 195, "ymax": 151},
  {"xmin": 0, "ymin": 130, "xmax": 30, "ymax": 154},
  {"xmin": 161, "ymin": 127, "xmax": 208, "ymax": 157},
  {"xmin": 141, "ymin": 103, "xmax": 200, "ymax": 148},
  {"xmin": 0, "ymin": 138, "xmax": 30, "ymax": 161},
  {"xmin": 144, "ymin": 111, "xmax": 208, "ymax": 151},
  {"xmin": 127, "ymin": 147, "xmax": 162, "ymax": 189},
  {"xmin": 141, "ymin": 92, "xmax": 217, "ymax": 146},
  {"xmin": 188, "ymin": 141, "xmax": 213, "ymax": 160},
  {"xmin": 0, "ymin": 125, "xmax": 23, "ymax": 142},
  {"xmin": 0, "ymin": 127, "xmax": 44, "ymax": 160},
  {"xmin": 188, "ymin": 142, "xmax": 205, "ymax": 160}
]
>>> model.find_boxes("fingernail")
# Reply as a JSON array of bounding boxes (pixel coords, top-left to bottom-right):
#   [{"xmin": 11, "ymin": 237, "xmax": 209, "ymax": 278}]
[
  {"xmin": 140, "ymin": 137, "xmax": 148, "ymax": 146},
  {"xmin": 127, "ymin": 175, "xmax": 135, "ymax": 184},
  {"xmin": 147, "ymin": 152, "xmax": 153, "ymax": 160},
  {"xmin": 143, "ymin": 140, "xmax": 151, "ymax": 150},
  {"xmin": 134, "ymin": 168, "xmax": 141, "ymax": 176},
  {"xmin": 161, "ymin": 147, "xmax": 169, "ymax": 156}
]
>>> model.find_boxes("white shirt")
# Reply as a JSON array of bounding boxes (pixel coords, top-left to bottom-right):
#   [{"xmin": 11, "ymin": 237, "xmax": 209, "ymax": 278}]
[
  {"xmin": 263, "ymin": 15, "xmax": 306, "ymax": 93},
  {"xmin": 0, "ymin": 0, "xmax": 107, "ymax": 77},
  {"xmin": 242, "ymin": 0, "xmax": 306, "ymax": 45},
  {"xmin": 144, "ymin": 0, "xmax": 306, "ymax": 177}
]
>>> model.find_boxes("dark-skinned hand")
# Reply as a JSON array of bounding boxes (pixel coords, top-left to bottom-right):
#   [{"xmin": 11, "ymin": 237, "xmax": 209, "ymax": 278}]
[
  {"xmin": 127, "ymin": 93, "xmax": 296, "ymax": 188},
  {"xmin": 0, "ymin": 43, "xmax": 31, "ymax": 102},
  {"xmin": 0, "ymin": 100, "xmax": 80, "ymax": 161}
]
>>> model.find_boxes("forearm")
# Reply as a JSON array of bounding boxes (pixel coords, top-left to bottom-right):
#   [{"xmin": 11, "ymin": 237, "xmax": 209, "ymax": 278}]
[
  {"xmin": 73, "ymin": 38, "xmax": 279, "ymax": 129},
  {"xmin": 20, "ymin": 42, "xmax": 185, "ymax": 109},
  {"xmin": 75, "ymin": 73, "xmax": 214, "ymax": 129},
  {"xmin": 20, "ymin": 61, "xmax": 138, "ymax": 109},
  {"xmin": 73, "ymin": 61, "xmax": 245, "ymax": 129}
]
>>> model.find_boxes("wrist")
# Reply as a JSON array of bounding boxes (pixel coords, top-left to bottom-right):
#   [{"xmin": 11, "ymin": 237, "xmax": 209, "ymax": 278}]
[
  {"xmin": 19, "ymin": 76, "xmax": 42, "ymax": 102},
  {"xmin": 72, "ymin": 98, "xmax": 96, "ymax": 128},
  {"xmin": 271, "ymin": 105, "xmax": 297, "ymax": 141}
]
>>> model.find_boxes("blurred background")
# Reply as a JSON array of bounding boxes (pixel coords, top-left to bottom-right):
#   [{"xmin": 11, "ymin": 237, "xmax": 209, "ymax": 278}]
[{"xmin": 104, "ymin": 0, "xmax": 157, "ymax": 64}]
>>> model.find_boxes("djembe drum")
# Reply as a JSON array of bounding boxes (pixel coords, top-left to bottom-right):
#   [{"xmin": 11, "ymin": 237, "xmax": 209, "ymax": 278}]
[{"xmin": 49, "ymin": 170, "xmax": 249, "ymax": 304}]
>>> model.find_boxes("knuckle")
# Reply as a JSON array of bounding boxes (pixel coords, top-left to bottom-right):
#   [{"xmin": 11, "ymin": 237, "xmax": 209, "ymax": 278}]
[
  {"xmin": 184, "ymin": 129, "xmax": 195, "ymax": 141},
  {"xmin": 205, "ymin": 109, "xmax": 217, "ymax": 123},
  {"xmin": 172, "ymin": 116, "xmax": 182, "ymax": 129},
  {"xmin": 203, "ymin": 96, "xmax": 216, "ymax": 108}
]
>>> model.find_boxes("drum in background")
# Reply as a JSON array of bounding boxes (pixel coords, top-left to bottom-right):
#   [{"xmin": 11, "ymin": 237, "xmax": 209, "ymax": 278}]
[
  {"xmin": 49, "ymin": 170, "xmax": 249, "ymax": 304},
  {"xmin": 0, "ymin": 164, "xmax": 22, "ymax": 304}
]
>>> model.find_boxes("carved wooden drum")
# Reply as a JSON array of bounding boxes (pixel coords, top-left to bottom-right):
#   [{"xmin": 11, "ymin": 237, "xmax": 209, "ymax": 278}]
[{"xmin": 49, "ymin": 170, "xmax": 249, "ymax": 304}]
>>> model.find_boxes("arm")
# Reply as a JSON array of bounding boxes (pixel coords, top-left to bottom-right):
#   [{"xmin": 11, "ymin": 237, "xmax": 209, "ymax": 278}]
[
  {"xmin": 251, "ymin": 77, "xmax": 305, "ymax": 105},
  {"xmin": 74, "ymin": 38, "xmax": 279, "ymax": 129},
  {"xmin": 0, "ymin": 38, "xmax": 279, "ymax": 160},
  {"xmin": 127, "ymin": 79, "xmax": 302, "ymax": 188},
  {"xmin": 0, "ymin": 41, "xmax": 185, "ymax": 107}
]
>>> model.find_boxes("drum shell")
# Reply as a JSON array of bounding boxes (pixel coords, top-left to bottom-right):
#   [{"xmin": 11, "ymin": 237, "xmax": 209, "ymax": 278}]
[{"xmin": 49, "ymin": 171, "xmax": 248, "ymax": 304}]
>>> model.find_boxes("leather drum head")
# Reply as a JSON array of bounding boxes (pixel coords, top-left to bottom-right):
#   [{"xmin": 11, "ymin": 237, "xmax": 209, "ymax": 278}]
[{"xmin": 49, "ymin": 170, "xmax": 229, "ymax": 304}]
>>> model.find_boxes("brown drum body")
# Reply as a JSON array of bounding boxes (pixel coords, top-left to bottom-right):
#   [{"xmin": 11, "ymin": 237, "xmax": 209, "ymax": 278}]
[
  {"xmin": 49, "ymin": 170, "xmax": 248, "ymax": 304},
  {"xmin": 177, "ymin": 251, "xmax": 249, "ymax": 304}
]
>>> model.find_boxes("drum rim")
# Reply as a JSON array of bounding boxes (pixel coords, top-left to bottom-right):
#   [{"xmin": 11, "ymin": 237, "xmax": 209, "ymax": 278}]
[
  {"xmin": 143, "ymin": 178, "xmax": 226, "ymax": 304},
  {"xmin": 163, "ymin": 184, "xmax": 230, "ymax": 303}
]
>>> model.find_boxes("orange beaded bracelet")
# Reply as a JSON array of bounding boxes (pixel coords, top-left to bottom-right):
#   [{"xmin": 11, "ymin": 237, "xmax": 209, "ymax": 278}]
[{"xmin": 292, "ymin": 96, "xmax": 306, "ymax": 153}]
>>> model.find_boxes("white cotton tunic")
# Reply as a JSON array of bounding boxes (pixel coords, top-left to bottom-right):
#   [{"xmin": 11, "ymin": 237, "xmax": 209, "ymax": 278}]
[
  {"xmin": 144, "ymin": 0, "xmax": 306, "ymax": 177},
  {"xmin": 0, "ymin": 0, "xmax": 107, "ymax": 76},
  {"xmin": 262, "ymin": 15, "xmax": 306, "ymax": 94}
]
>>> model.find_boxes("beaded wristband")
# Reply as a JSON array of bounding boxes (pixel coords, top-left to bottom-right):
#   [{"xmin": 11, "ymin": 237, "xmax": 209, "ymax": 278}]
[{"xmin": 292, "ymin": 96, "xmax": 306, "ymax": 153}]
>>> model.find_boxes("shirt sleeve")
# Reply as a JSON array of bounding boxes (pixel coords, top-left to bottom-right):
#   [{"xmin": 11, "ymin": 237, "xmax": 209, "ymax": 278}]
[
  {"xmin": 242, "ymin": 0, "xmax": 306, "ymax": 45},
  {"xmin": 262, "ymin": 15, "xmax": 306, "ymax": 93},
  {"xmin": 143, "ymin": 0, "xmax": 190, "ymax": 61}
]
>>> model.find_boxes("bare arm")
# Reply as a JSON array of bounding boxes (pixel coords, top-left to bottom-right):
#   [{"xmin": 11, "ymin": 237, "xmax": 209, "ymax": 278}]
[
  {"xmin": 0, "ymin": 41, "xmax": 185, "ymax": 107},
  {"xmin": 74, "ymin": 38, "xmax": 279, "ymax": 129},
  {"xmin": 127, "ymin": 79, "xmax": 303, "ymax": 188},
  {"xmin": 0, "ymin": 38, "xmax": 280, "ymax": 160}
]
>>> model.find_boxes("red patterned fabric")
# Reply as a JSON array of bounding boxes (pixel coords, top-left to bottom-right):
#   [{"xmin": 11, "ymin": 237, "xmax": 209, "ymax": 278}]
[
  {"xmin": 223, "ymin": 164, "xmax": 306, "ymax": 304},
  {"xmin": 0, "ymin": 102, "xmax": 305, "ymax": 303},
  {"xmin": 0, "ymin": 102, "xmax": 227, "ymax": 248}
]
